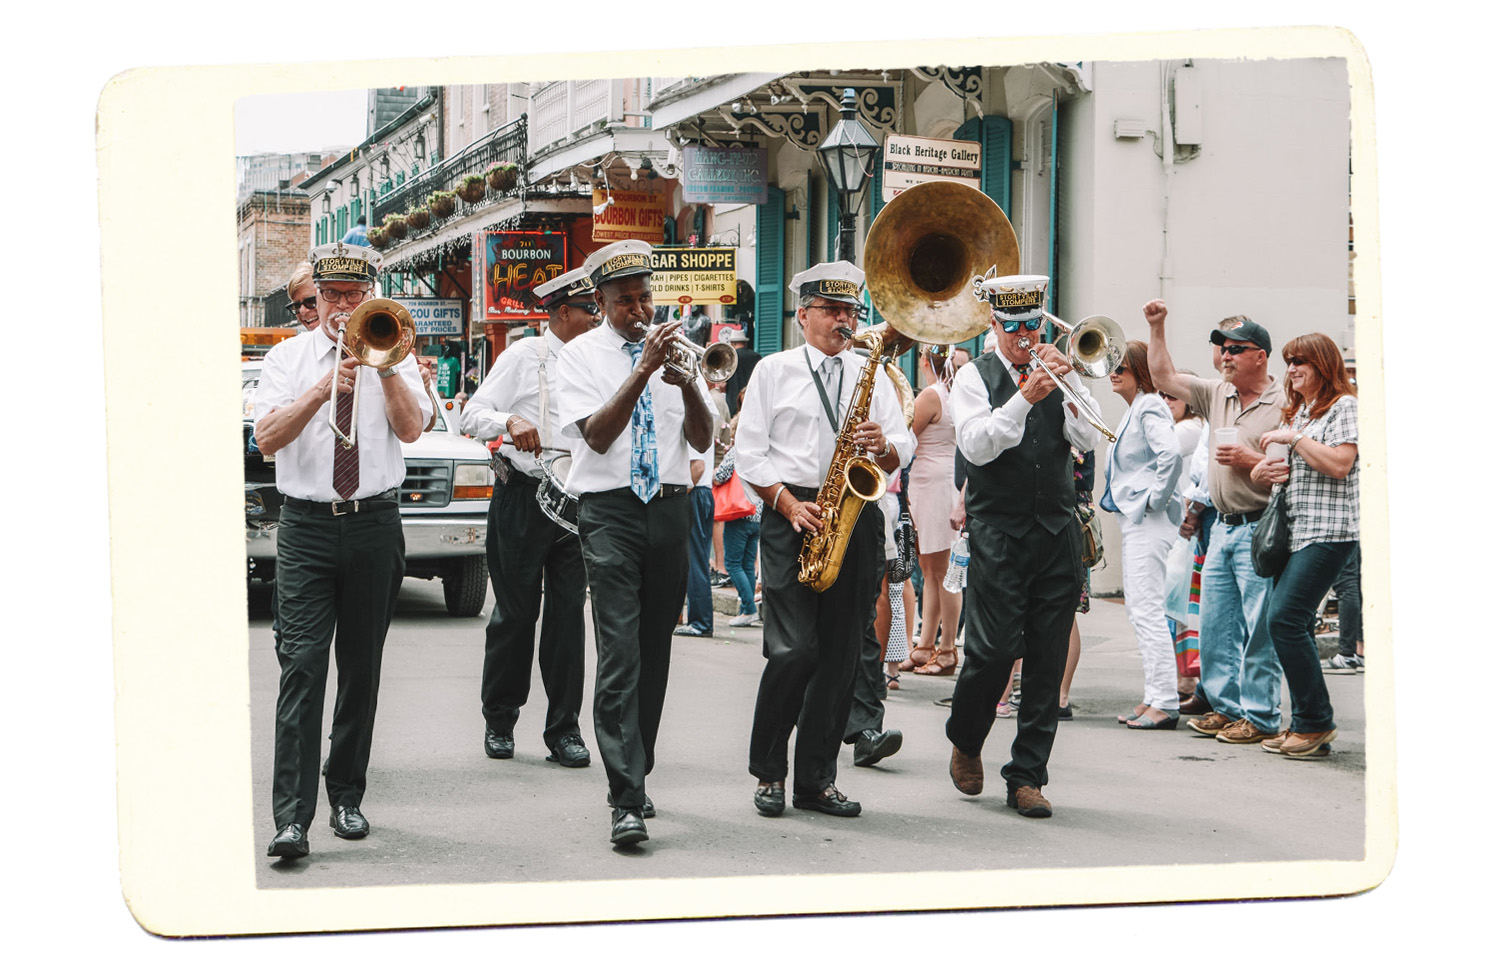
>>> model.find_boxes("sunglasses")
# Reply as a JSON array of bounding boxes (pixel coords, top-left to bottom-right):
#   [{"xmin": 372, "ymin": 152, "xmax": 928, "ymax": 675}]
[
  {"xmin": 1221, "ymin": 344, "xmax": 1260, "ymax": 356},
  {"xmin": 1286, "ymin": 356, "xmax": 1308, "ymax": 367},
  {"xmin": 999, "ymin": 316, "xmax": 1045, "ymax": 334},
  {"xmin": 285, "ymin": 297, "xmax": 318, "ymax": 313},
  {"xmin": 563, "ymin": 301, "xmax": 599, "ymax": 315},
  {"xmin": 1112, "ymin": 365, "xmax": 1127, "ymax": 376}
]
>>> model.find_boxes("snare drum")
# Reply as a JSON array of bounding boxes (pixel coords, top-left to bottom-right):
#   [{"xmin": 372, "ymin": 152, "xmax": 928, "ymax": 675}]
[{"xmin": 536, "ymin": 453, "xmax": 580, "ymax": 534}]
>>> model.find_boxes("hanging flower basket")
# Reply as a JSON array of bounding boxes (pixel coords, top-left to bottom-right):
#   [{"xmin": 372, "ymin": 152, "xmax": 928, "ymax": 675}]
[
  {"xmin": 383, "ymin": 214, "xmax": 408, "ymax": 239},
  {"xmin": 369, "ymin": 226, "xmax": 391, "ymax": 249},
  {"xmin": 428, "ymin": 191, "xmax": 457, "ymax": 219},
  {"xmin": 486, "ymin": 162, "xmax": 519, "ymax": 192},
  {"xmin": 405, "ymin": 207, "xmax": 431, "ymax": 231},
  {"xmin": 456, "ymin": 175, "xmax": 486, "ymax": 204}
]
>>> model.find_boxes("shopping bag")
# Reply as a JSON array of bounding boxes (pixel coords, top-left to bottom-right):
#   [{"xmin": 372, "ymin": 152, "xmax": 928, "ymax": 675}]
[
  {"xmin": 1163, "ymin": 535, "xmax": 1194, "ymax": 623},
  {"xmin": 713, "ymin": 470, "xmax": 756, "ymax": 522}
]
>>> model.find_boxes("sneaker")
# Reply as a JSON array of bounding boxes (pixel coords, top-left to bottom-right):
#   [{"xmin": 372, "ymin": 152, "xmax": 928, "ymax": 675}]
[
  {"xmin": 1260, "ymin": 730, "xmax": 1290, "ymax": 753},
  {"xmin": 729, "ymin": 611, "xmax": 759, "ymax": 628},
  {"xmin": 1216, "ymin": 718, "xmax": 1275, "ymax": 745},
  {"xmin": 995, "ymin": 700, "xmax": 1017, "ymax": 718},
  {"xmin": 1281, "ymin": 728, "xmax": 1337, "ymax": 759},
  {"xmin": 1188, "ymin": 711, "xmax": 1235, "ymax": 737},
  {"xmin": 1322, "ymin": 654, "xmax": 1364, "ymax": 674}
]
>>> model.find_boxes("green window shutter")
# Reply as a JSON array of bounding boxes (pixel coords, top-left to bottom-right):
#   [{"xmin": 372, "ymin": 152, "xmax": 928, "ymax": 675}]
[
  {"xmin": 867, "ymin": 150, "xmax": 886, "ymax": 327},
  {"xmin": 755, "ymin": 185, "xmax": 786, "ymax": 356},
  {"xmin": 984, "ymin": 115, "xmax": 1013, "ymax": 216}
]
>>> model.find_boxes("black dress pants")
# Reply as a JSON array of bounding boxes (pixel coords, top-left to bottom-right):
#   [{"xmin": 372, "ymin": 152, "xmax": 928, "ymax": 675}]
[
  {"xmin": 272, "ymin": 501, "xmax": 404, "ymax": 829},
  {"xmin": 748, "ymin": 489, "xmax": 883, "ymax": 796},
  {"xmin": 480, "ymin": 474, "xmax": 587, "ymax": 747},
  {"xmin": 843, "ymin": 557, "xmax": 890, "ymax": 742},
  {"xmin": 946, "ymin": 517, "xmax": 1083, "ymax": 793},
  {"xmin": 577, "ymin": 487, "xmax": 689, "ymax": 811}
]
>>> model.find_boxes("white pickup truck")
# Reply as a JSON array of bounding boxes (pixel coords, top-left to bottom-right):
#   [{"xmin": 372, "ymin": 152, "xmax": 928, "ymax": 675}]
[{"xmin": 243, "ymin": 361, "xmax": 493, "ymax": 616}]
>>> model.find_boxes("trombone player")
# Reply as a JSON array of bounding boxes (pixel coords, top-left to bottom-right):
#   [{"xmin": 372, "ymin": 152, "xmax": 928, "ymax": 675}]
[
  {"xmin": 946, "ymin": 274, "xmax": 1101, "ymax": 818},
  {"xmin": 253, "ymin": 241, "xmax": 430, "ymax": 860}
]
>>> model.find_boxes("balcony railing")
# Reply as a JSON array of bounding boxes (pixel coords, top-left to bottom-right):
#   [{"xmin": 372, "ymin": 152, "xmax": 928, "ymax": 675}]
[
  {"xmin": 527, "ymin": 80, "xmax": 614, "ymax": 155},
  {"xmin": 371, "ymin": 115, "xmax": 527, "ymax": 230}
]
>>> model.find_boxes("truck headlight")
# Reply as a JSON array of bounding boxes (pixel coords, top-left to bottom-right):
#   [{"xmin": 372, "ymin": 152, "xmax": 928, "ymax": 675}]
[{"xmin": 452, "ymin": 463, "xmax": 493, "ymax": 500}]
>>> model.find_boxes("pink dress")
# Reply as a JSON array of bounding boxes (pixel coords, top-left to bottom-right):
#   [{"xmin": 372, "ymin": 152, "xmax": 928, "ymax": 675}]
[{"xmin": 907, "ymin": 384, "xmax": 961, "ymax": 555}]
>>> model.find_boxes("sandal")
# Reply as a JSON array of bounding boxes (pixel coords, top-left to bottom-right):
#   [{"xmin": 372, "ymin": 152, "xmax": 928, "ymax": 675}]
[
  {"xmin": 913, "ymin": 650, "xmax": 957, "ymax": 676},
  {"xmin": 1117, "ymin": 703, "xmax": 1150, "ymax": 724},
  {"xmin": 908, "ymin": 644, "xmax": 936, "ymax": 669},
  {"xmin": 886, "ymin": 673, "xmax": 901, "ymax": 691}
]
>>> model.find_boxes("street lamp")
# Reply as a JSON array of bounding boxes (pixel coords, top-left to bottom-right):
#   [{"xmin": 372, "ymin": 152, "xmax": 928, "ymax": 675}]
[{"xmin": 816, "ymin": 87, "xmax": 879, "ymax": 262}]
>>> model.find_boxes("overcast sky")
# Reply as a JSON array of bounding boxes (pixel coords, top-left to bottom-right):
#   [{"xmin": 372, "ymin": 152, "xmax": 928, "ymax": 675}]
[{"xmin": 234, "ymin": 88, "xmax": 369, "ymax": 156}]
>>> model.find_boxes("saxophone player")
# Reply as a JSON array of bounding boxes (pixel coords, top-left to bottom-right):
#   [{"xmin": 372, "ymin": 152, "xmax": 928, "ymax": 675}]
[{"xmin": 736, "ymin": 262, "xmax": 914, "ymax": 819}]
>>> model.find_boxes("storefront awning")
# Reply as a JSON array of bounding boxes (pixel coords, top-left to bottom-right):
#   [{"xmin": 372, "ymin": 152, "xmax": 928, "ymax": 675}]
[{"xmin": 647, "ymin": 74, "xmax": 785, "ymax": 131}]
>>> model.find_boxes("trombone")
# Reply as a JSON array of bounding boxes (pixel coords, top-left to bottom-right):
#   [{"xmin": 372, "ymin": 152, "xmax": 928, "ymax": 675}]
[
  {"xmin": 1014, "ymin": 311, "xmax": 1126, "ymax": 443},
  {"xmin": 328, "ymin": 297, "xmax": 442, "ymax": 449}
]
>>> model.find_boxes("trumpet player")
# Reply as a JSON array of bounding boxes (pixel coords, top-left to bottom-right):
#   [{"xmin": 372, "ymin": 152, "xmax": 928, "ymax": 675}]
[
  {"xmin": 253, "ymin": 242, "xmax": 430, "ymax": 860},
  {"xmin": 554, "ymin": 239, "xmax": 715, "ymax": 846},
  {"xmin": 946, "ymin": 274, "xmax": 1100, "ymax": 819},
  {"xmin": 736, "ymin": 262, "xmax": 913, "ymax": 820},
  {"xmin": 460, "ymin": 266, "xmax": 600, "ymax": 769}
]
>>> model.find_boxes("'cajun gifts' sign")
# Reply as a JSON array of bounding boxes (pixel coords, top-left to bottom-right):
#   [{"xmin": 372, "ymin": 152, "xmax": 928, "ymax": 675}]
[{"xmin": 476, "ymin": 231, "xmax": 568, "ymax": 320}]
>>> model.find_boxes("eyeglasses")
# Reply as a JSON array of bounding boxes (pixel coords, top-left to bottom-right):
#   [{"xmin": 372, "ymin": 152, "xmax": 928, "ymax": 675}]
[
  {"xmin": 999, "ymin": 316, "xmax": 1045, "ymax": 334},
  {"xmin": 317, "ymin": 286, "xmax": 372, "ymax": 307},
  {"xmin": 1112, "ymin": 365, "xmax": 1127, "ymax": 376},
  {"xmin": 1221, "ymin": 343, "xmax": 1259, "ymax": 356},
  {"xmin": 563, "ymin": 301, "xmax": 599, "ymax": 315},
  {"xmin": 1160, "ymin": 392, "xmax": 1179, "ymax": 401},
  {"xmin": 1286, "ymin": 356, "xmax": 1308, "ymax": 367},
  {"xmin": 808, "ymin": 302, "xmax": 868, "ymax": 323},
  {"xmin": 284, "ymin": 297, "xmax": 318, "ymax": 314}
]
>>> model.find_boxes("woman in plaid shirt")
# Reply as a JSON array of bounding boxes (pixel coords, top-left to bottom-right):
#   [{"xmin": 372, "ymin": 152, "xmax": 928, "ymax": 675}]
[{"xmin": 1250, "ymin": 333, "xmax": 1358, "ymax": 760}]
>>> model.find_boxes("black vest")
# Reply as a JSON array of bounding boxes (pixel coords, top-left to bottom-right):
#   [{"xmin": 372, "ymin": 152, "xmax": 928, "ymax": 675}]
[{"xmin": 965, "ymin": 351, "xmax": 1075, "ymax": 538}]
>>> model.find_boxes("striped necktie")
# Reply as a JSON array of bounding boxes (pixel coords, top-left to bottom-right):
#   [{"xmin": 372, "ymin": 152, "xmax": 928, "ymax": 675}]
[{"xmin": 332, "ymin": 375, "xmax": 359, "ymax": 498}]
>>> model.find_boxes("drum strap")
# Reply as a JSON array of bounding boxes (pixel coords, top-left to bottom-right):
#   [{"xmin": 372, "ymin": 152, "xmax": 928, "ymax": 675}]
[{"xmin": 536, "ymin": 340, "xmax": 553, "ymax": 449}]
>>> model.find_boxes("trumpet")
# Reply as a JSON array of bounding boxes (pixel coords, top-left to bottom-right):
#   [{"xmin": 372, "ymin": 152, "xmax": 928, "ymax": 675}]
[
  {"xmin": 1015, "ymin": 311, "xmax": 1126, "ymax": 443},
  {"xmin": 328, "ymin": 297, "xmax": 442, "ymax": 449},
  {"xmin": 663, "ymin": 332, "xmax": 739, "ymax": 383}
]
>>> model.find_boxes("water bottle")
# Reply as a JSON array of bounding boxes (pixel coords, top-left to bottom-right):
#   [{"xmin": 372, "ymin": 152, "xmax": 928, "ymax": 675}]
[{"xmin": 943, "ymin": 533, "xmax": 970, "ymax": 593}]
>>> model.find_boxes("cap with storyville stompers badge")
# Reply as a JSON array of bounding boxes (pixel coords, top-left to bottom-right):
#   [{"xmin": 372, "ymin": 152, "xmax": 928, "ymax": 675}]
[
  {"xmin": 309, "ymin": 240, "xmax": 381, "ymax": 283},
  {"xmin": 533, "ymin": 266, "xmax": 595, "ymax": 310},
  {"xmin": 789, "ymin": 260, "xmax": 866, "ymax": 307},
  {"xmin": 584, "ymin": 239, "xmax": 655, "ymax": 287},
  {"xmin": 977, "ymin": 273, "xmax": 1050, "ymax": 321}
]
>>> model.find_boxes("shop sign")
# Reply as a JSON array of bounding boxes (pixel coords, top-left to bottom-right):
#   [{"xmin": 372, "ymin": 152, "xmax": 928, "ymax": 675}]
[
  {"xmin": 476, "ymin": 231, "xmax": 568, "ymax": 320},
  {"xmin": 881, "ymin": 133, "xmax": 981, "ymax": 201},
  {"xmin": 648, "ymin": 247, "xmax": 738, "ymax": 305},
  {"xmin": 680, "ymin": 146, "xmax": 769, "ymax": 205},
  {"xmin": 402, "ymin": 298, "xmax": 465, "ymax": 337},
  {"xmin": 592, "ymin": 188, "xmax": 666, "ymax": 244}
]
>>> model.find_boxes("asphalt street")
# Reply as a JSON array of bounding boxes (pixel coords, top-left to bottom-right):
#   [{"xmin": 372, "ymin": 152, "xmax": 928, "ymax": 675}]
[{"xmin": 247, "ymin": 577, "xmax": 1366, "ymax": 890}]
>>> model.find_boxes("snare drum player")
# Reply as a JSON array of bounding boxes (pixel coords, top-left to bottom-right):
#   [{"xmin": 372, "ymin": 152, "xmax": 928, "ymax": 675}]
[
  {"xmin": 554, "ymin": 240, "xmax": 715, "ymax": 845},
  {"xmin": 460, "ymin": 267, "xmax": 601, "ymax": 768},
  {"xmin": 253, "ymin": 242, "xmax": 431, "ymax": 859},
  {"xmin": 946, "ymin": 275, "xmax": 1100, "ymax": 818},
  {"xmin": 736, "ymin": 262, "xmax": 913, "ymax": 820}
]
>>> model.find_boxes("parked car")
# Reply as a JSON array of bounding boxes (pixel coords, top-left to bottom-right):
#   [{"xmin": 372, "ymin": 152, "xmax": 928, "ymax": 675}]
[{"xmin": 244, "ymin": 360, "xmax": 492, "ymax": 617}]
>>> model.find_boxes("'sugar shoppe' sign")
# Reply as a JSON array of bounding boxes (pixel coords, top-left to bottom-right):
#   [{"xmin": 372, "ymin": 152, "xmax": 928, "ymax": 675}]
[
  {"xmin": 649, "ymin": 247, "xmax": 738, "ymax": 305},
  {"xmin": 478, "ymin": 231, "xmax": 567, "ymax": 319}
]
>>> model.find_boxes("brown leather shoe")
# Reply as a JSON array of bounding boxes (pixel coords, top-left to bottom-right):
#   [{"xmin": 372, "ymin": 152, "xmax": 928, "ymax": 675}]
[
  {"xmin": 1179, "ymin": 694, "xmax": 1213, "ymax": 716},
  {"xmin": 1216, "ymin": 718, "xmax": 1275, "ymax": 745},
  {"xmin": 1188, "ymin": 711, "xmax": 1235, "ymax": 737},
  {"xmin": 1007, "ymin": 786, "xmax": 1053, "ymax": 818},
  {"xmin": 949, "ymin": 746, "xmax": 983, "ymax": 795}
]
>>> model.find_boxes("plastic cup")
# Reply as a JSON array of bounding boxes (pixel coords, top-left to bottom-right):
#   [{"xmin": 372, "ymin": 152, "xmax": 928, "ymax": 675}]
[
  {"xmin": 1214, "ymin": 427, "xmax": 1239, "ymax": 448},
  {"xmin": 1265, "ymin": 442, "xmax": 1290, "ymax": 463}
]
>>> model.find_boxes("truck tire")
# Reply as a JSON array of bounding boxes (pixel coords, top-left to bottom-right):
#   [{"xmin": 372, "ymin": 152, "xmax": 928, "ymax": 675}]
[{"xmin": 443, "ymin": 556, "xmax": 489, "ymax": 617}]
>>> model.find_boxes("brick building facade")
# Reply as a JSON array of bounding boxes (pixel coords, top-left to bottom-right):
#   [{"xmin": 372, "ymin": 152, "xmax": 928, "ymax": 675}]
[{"xmin": 238, "ymin": 191, "xmax": 312, "ymax": 328}]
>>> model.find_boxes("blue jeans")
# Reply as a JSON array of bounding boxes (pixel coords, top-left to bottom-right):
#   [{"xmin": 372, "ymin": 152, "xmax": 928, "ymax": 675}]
[
  {"xmin": 1196, "ymin": 519, "xmax": 1282, "ymax": 733},
  {"xmin": 722, "ymin": 517, "xmax": 760, "ymax": 615},
  {"xmin": 1270, "ymin": 541, "xmax": 1354, "ymax": 733},
  {"xmin": 684, "ymin": 486, "xmax": 715, "ymax": 633}
]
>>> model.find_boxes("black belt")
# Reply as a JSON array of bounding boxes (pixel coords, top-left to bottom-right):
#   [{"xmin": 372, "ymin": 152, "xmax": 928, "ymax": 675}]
[
  {"xmin": 786, "ymin": 485, "xmax": 820, "ymax": 502},
  {"xmin": 284, "ymin": 488, "xmax": 400, "ymax": 517},
  {"xmin": 1218, "ymin": 508, "xmax": 1264, "ymax": 527},
  {"xmin": 586, "ymin": 484, "xmax": 689, "ymax": 500}
]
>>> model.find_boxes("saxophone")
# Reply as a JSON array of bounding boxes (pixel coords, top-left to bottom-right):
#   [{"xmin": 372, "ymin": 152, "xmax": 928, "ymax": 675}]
[{"xmin": 797, "ymin": 325, "xmax": 904, "ymax": 592}]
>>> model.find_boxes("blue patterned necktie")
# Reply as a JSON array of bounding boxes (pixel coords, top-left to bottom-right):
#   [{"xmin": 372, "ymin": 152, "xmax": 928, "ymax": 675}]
[{"xmin": 626, "ymin": 340, "xmax": 660, "ymax": 502}]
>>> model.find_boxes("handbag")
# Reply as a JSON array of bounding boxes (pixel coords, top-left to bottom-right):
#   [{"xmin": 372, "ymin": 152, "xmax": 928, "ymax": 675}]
[
  {"xmin": 713, "ymin": 469, "xmax": 756, "ymax": 522},
  {"xmin": 887, "ymin": 491, "xmax": 917, "ymax": 583},
  {"xmin": 1163, "ymin": 535, "xmax": 1194, "ymax": 623},
  {"xmin": 1250, "ymin": 484, "xmax": 1291, "ymax": 578},
  {"xmin": 1076, "ymin": 504, "xmax": 1105, "ymax": 570}
]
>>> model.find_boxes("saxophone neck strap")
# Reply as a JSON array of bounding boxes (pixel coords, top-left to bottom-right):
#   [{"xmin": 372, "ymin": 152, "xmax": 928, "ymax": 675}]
[{"xmin": 804, "ymin": 347, "xmax": 844, "ymax": 433}]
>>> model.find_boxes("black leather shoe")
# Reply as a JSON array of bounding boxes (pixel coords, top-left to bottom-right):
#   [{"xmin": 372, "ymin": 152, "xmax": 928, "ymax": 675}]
[
  {"xmin": 609, "ymin": 808, "xmax": 649, "ymax": 845},
  {"xmin": 546, "ymin": 734, "xmax": 591, "ymax": 768},
  {"xmin": 484, "ymin": 729, "xmax": 515, "ymax": 759},
  {"xmin": 851, "ymin": 728, "xmax": 903, "ymax": 767},
  {"xmin": 792, "ymin": 785, "xmax": 861, "ymax": 817},
  {"xmin": 330, "ymin": 805, "xmax": 369, "ymax": 839},
  {"xmin": 607, "ymin": 794, "xmax": 655, "ymax": 818},
  {"xmin": 753, "ymin": 780, "xmax": 785, "ymax": 817},
  {"xmin": 267, "ymin": 822, "xmax": 309, "ymax": 859}
]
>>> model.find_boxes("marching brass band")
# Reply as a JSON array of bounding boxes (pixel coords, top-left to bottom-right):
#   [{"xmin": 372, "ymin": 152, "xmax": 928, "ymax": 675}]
[{"xmin": 260, "ymin": 183, "xmax": 1126, "ymax": 857}]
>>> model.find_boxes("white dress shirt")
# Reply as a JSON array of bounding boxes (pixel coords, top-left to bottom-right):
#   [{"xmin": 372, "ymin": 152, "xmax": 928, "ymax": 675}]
[
  {"xmin": 950, "ymin": 353, "xmax": 1101, "ymax": 466},
  {"xmin": 554, "ymin": 322, "xmax": 711, "ymax": 496},
  {"xmin": 735, "ymin": 344, "xmax": 915, "ymax": 491},
  {"xmin": 460, "ymin": 330, "xmax": 566, "ymax": 480},
  {"xmin": 252, "ymin": 326, "xmax": 431, "ymax": 501}
]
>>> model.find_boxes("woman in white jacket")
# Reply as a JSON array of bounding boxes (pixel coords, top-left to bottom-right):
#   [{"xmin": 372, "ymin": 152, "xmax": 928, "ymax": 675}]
[{"xmin": 1102, "ymin": 341, "xmax": 1184, "ymax": 729}]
